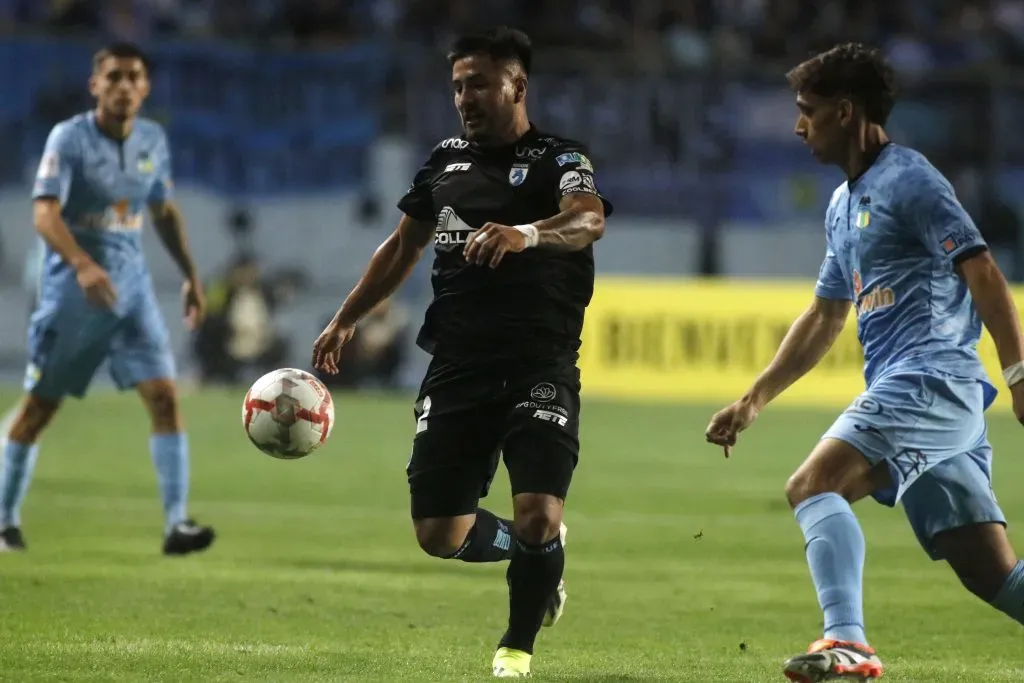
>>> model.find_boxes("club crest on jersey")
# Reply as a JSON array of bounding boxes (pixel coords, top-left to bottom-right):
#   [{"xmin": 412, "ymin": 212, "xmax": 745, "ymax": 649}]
[
  {"xmin": 509, "ymin": 163, "xmax": 529, "ymax": 186},
  {"xmin": 137, "ymin": 152, "xmax": 154, "ymax": 174},
  {"xmin": 855, "ymin": 209, "xmax": 870, "ymax": 229}
]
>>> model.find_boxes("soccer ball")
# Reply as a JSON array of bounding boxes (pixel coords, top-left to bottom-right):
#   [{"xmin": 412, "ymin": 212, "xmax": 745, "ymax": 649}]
[{"xmin": 242, "ymin": 368, "xmax": 335, "ymax": 459}]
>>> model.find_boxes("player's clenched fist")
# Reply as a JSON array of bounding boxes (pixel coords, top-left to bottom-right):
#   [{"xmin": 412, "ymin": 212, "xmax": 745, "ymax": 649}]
[
  {"xmin": 75, "ymin": 259, "xmax": 117, "ymax": 309},
  {"xmin": 312, "ymin": 319, "xmax": 356, "ymax": 375},
  {"xmin": 704, "ymin": 397, "xmax": 761, "ymax": 458},
  {"xmin": 463, "ymin": 222, "xmax": 528, "ymax": 268}
]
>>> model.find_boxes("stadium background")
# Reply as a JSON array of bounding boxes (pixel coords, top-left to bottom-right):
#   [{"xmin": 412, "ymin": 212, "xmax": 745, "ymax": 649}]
[
  {"xmin": 3, "ymin": 4, "xmax": 1024, "ymax": 682},
  {"xmin": 0, "ymin": 0, "xmax": 1023, "ymax": 409}
]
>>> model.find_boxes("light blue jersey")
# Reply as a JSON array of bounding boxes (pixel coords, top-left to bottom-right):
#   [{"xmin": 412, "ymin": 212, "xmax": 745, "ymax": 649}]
[
  {"xmin": 25, "ymin": 111, "xmax": 176, "ymax": 399},
  {"xmin": 816, "ymin": 143, "xmax": 1005, "ymax": 561},
  {"xmin": 815, "ymin": 143, "xmax": 995, "ymax": 399}
]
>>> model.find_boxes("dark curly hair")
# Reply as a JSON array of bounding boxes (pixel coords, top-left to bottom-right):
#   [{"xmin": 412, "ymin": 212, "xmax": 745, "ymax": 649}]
[{"xmin": 786, "ymin": 43, "xmax": 898, "ymax": 126}]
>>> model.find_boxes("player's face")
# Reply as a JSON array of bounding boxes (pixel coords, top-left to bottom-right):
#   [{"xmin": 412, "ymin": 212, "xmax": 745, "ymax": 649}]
[
  {"xmin": 90, "ymin": 57, "xmax": 150, "ymax": 120},
  {"xmin": 794, "ymin": 92, "xmax": 850, "ymax": 165},
  {"xmin": 451, "ymin": 55, "xmax": 520, "ymax": 143}
]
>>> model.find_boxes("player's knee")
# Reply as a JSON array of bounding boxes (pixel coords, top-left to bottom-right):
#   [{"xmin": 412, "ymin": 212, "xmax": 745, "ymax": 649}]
[
  {"xmin": 785, "ymin": 470, "xmax": 827, "ymax": 508},
  {"xmin": 8, "ymin": 394, "xmax": 61, "ymax": 443},
  {"xmin": 137, "ymin": 379, "xmax": 180, "ymax": 431},
  {"xmin": 413, "ymin": 517, "xmax": 471, "ymax": 558},
  {"xmin": 512, "ymin": 493, "xmax": 563, "ymax": 545}
]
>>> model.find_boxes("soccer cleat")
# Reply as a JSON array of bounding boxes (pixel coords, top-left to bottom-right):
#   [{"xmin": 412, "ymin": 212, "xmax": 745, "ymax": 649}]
[
  {"xmin": 0, "ymin": 526, "xmax": 26, "ymax": 552},
  {"xmin": 783, "ymin": 639, "xmax": 884, "ymax": 682},
  {"xmin": 542, "ymin": 522, "xmax": 568, "ymax": 628},
  {"xmin": 162, "ymin": 519, "xmax": 215, "ymax": 556},
  {"xmin": 492, "ymin": 647, "xmax": 531, "ymax": 677}
]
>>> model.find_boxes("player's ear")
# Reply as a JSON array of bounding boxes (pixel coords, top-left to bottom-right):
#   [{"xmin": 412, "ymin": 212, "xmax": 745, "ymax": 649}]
[
  {"xmin": 837, "ymin": 99, "xmax": 854, "ymax": 128},
  {"xmin": 513, "ymin": 76, "xmax": 527, "ymax": 104}
]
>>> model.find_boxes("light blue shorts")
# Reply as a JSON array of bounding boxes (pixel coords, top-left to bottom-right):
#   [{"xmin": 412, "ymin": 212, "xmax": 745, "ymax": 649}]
[
  {"xmin": 24, "ymin": 280, "xmax": 175, "ymax": 400},
  {"xmin": 823, "ymin": 371, "xmax": 1005, "ymax": 560}
]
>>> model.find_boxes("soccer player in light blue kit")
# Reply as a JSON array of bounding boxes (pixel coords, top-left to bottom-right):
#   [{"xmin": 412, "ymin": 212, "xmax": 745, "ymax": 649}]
[
  {"xmin": 706, "ymin": 43, "xmax": 1024, "ymax": 681},
  {"xmin": 0, "ymin": 43, "xmax": 215, "ymax": 556}
]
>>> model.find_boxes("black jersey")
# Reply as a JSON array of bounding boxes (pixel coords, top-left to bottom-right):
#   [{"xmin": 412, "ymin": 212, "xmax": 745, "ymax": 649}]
[{"xmin": 397, "ymin": 125, "xmax": 613, "ymax": 362}]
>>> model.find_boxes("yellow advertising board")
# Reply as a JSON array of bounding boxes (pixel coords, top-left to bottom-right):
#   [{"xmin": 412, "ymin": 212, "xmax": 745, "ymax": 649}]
[{"xmin": 578, "ymin": 277, "xmax": 1014, "ymax": 411}]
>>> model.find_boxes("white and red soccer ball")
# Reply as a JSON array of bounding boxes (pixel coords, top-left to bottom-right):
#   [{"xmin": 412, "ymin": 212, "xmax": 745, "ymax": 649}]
[{"xmin": 242, "ymin": 368, "xmax": 334, "ymax": 459}]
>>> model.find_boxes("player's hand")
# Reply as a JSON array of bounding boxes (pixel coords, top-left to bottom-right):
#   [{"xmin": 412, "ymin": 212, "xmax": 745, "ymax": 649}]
[
  {"xmin": 1010, "ymin": 382, "xmax": 1024, "ymax": 426},
  {"xmin": 312, "ymin": 318, "xmax": 356, "ymax": 375},
  {"xmin": 463, "ymin": 222, "xmax": 528, "ymax": 268},
  {"xmin": 704, "ymin": 397, "xmax": 761, "ymax": 458},
  {"xmin": 76, "ymin": 260, "xmax": 117, "ymax": 309},
  {"xmin": 182, "ymin": 278, "xmax": 206, "ymax": 331}
]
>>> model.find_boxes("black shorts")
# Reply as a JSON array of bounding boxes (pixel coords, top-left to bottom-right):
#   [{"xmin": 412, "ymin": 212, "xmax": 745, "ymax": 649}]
[{"xmin": 406, "ymin": 355, "xmax": 581, "ymax": 519}]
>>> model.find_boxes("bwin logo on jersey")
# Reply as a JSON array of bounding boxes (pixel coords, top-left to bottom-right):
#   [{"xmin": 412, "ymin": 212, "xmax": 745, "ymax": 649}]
[
  {"xmin": 509, "ymin": 163, "xmax": 529, "ymax": 186},
  {"xmin": 434, "ymin": 206, "xmax": 475, "ymax": 248}
]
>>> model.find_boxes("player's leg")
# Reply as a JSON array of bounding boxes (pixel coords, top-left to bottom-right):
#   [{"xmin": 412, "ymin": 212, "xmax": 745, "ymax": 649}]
[
  {"xmin": 492, "ymin": 373, "xmax": 579, "ymax": 677},
  {"xmin": 782, "ymin": 383, "xmax": 920, "ymax": 682},
  {"xmin": 1, "ymin": 301, "xmax": 113, "ymax": 550},
  {"xmin": 108, "ymin": 290, "xmax": 213, "ymax": 555},
  {"xmin": 407, "ymin": 378, "xmax": 515, "ymax": 564},
  {"xmin": 901, "ymin": 441, "xmax": 1024, "ymax": 625},
  {"xmin": 0, "ymin": 395, "xmax": 58, "ymax": 550}
]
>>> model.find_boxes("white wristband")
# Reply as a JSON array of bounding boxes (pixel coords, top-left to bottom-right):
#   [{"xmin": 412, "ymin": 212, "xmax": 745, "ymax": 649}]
[
  {"xmin": 513, "ymin": 224, "xmax": 539, "ymax": 248},
  {"xmin": 1003, "ymin": 361, "xmax": 1024, "ymax": 388}
]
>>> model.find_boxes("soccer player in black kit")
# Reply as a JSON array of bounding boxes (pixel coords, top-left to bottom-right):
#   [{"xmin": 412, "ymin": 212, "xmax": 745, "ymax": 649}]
[{"xmin": 312, "ymin": 27, "xmax": 611, "ymax": 678}]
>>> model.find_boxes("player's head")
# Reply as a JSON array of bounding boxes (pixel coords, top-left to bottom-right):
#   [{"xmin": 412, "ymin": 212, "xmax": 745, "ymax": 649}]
[
  {"xmin": 786, "ymin": 43, "xmax": 897, "ymax": 164},
  {"xmin": 447, "ymin": 27, "xmax": 531, "ymax": 143},
  {"xmin": 90, "ymin": 42, "xmax": 151, "ymax": 121}
]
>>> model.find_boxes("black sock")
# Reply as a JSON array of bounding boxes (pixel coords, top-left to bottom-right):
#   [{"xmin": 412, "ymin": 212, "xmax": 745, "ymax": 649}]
[
  {"xmin": 499, "ymin": 536, "xmax": 565, "ymax": 654},
  {"xmin": 445, "ymin": 508, "xmax": 515, "ymax": 563}
]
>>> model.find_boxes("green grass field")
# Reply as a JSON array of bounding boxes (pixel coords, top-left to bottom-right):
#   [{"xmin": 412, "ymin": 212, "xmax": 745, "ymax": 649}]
[{"xmin": 0, "ymin": 387, "xmax": 1022, "ymax": 682}]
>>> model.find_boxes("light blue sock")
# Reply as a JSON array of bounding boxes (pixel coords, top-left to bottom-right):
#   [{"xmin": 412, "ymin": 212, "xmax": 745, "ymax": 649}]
[
  {"xmin": 991, "ymin": 560, "xmax": 1024, "ymax": 625},
  {"xmin": 795, "ymin": 492, "xmax": 868, "ymax": 645},
  {"xmin": 0, "ymin": 439, "xmax": 40, "ymax": 528},
  {"xmin": 150, "ymin": 433, "xmax": 189, "ymax": 531}
]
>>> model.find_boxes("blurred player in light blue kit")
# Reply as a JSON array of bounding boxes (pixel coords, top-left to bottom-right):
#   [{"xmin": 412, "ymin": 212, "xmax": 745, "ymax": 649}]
[
  {"xmin": 706, "ymin": 43, "xmax": 1024, "ymax": 681},
  {"xmin": 0, "ymin": 43, "xmax": 215, "ymax": 556}
]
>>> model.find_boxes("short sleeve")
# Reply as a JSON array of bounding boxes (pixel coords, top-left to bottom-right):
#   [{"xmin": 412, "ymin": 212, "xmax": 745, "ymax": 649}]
[
  {"xmin": 148, "ymin": 128, "xmax": 174, "ymax": 204},
  {"xmin": 32, "ymin": 123, "xmax": 76, "ymax": 204},
  {"xmin": 814, "ymin": 212, "xmax": 853, "ymax": 301},
  {"xmin": 397, "ymin": 149, "xmax": 440, "ymax": 222},
  {"xmin": 901, "ymin": 165, "xmax": 986, "ymax": 262},
  {"xmin": 545, "ymin": 144, "xmax": 613, "ymax": 216}
]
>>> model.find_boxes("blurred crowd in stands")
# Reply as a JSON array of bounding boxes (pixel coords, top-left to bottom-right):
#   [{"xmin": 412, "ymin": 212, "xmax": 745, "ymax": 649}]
[{"xmin": 2, "ymin": 0, "xmax": 1023, "ymax": 70}]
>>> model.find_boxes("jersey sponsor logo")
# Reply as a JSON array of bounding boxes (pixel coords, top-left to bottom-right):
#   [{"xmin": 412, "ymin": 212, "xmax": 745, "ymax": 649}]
[
  {"xmin": 508, "ymin": 163, "xmax": 529, "ymax": 186},
  {"xmin": 434, "ymin": 206, "xmax": 475, "ymax": 248},
  {"xmin": 444, "ymin": 162, "xmax": 472, "ymax": 173},
  {"xmin": 559, "ymin": 169, "xmax": 598, "ymax": 197},
  {"xmin": 530, "ymin": 382, "xmax": 557, "ymax": 401},
  {"xmin": 37, "ymin": 152, "xmax": 59, "ymax": 179},
  {"xmin": 532, "ymin": 409, "xmax": 568, "ymax": 427},
  {"xmin": 555, "ymin": 152, "xmax": 593, "ymax": 171},
  {"xmin": 440, "ymin": 137, "xmax": 469, "ymax": 150},
  {"xmin": 515, "ymin": 145, "xmax": 546, "ymax": 159},
  {"xmin": 940, "ymin": 228, "xmax": 974, "ymax": 255},
  {"xmin": 852, "ymin": 269, "xmax": 895, "ymax": 317},
  {"xmin": 559, "ymin": 171, "xmax": 582, "ymax": 191},
  {"xmin": 82, "ymin": 198, "xmax": 144, "ymax": 232}
]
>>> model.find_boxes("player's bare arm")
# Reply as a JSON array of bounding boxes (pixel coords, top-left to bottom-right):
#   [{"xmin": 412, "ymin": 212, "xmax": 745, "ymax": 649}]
[
  {"xmin": 705, "ymin": 296, "xmax": 851, "ymax": 456},
  {"xmin": 957, "ymin": 250, "xmax": 1024, "ymax": 421},
  {"xmin": 33, "ymin": 197, "xmax": 117, "ymax": 309},
  {"xmin": 149, "ymin": 199, "xmax": 204, "ymax": 328},
  {"xmin": 464, "ymin": 193, "xmax": 605, "ymax": 267},
  {"xmin": 313, "ymin": 214, "xmax": 434, "ymax": 373}
]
